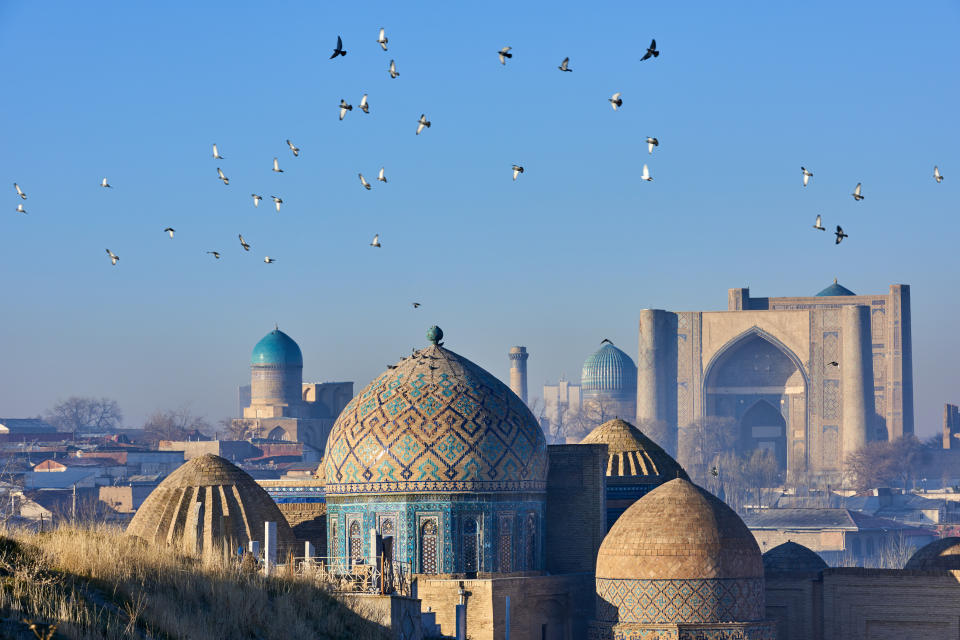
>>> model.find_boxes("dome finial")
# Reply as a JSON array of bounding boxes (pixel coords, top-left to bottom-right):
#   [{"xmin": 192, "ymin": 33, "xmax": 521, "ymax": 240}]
[
  {"xmin": 275, "ymin": 322, "xmax": 279, "ymax": 331},
  {"xmin": 426, "ymin": 325, "xmax": 444, "ymax": 345},
  {"xmin": 834, "ymin": 277, "xmax": 838, "ymax": 284}
]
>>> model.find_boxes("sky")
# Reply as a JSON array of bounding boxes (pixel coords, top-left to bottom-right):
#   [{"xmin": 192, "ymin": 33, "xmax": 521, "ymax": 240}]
[{"xmin": 0, "ymin": 2, "xmax": 957, "ymax": 437}]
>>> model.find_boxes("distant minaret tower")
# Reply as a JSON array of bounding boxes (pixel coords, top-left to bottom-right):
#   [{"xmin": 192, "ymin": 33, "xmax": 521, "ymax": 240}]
[{"xmin": 509, "ymin": 346, "xmax": 529, "ymax": 404}]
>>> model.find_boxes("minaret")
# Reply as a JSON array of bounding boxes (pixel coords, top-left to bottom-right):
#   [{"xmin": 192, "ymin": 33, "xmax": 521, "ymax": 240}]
[{"xmin": 508, "ymin": 346, "xmax": 529, "ymax": 404}]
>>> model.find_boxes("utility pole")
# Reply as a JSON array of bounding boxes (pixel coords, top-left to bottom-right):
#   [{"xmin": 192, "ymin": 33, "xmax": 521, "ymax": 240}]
[{"xmin": 72, "ymin": 483, "xmax": 77, "ymax": 523}]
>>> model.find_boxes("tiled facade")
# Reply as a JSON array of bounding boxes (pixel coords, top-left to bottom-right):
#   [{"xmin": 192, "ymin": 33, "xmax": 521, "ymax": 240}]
[{"xmin": 595, "ymin": 578, "xmax": 765, "ymax": 625}]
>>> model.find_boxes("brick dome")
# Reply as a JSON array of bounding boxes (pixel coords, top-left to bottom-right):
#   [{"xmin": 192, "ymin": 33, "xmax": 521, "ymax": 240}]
[
  {"xmin": 904, "ymin": 537, "xmax": 960, "ymax": 571},
  {"xmin": 596, "ymin": 478, "xmax": 763, "ymax": 581},
  {"xmin": 580, "ymin": 418, "xmax": 687, "ymax": 481},
  {"xmin": 762, "ymin": 541, "xmax": 827, "ymax": 575},
  {"xmin": 126, "ymin": 454, "xmax": 295, "ymax": 554}
]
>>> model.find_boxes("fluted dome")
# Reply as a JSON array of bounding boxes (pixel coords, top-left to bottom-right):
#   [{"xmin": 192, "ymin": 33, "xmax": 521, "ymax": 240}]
[
  {"xmin": 763, "ymin": 541, "xmax": 827, "ymax": 575},
  {"xmin": 581, "ymin": 418, "xmax": 687, "ymax": 480},
  {"xmin": 816, "ymin": 279, "xmax": 856, "ymax": 297},
  {"xmin": 581, "ymin": 342, "xmax": 637, "ymax": 395},
  {"xmin": 126, "ymin": 454, "xmax": 295, "ymax": 554},
  {"xmin": 323, "ymin": 334, "xmax": 548, "ymax": 496},
  {"xmin": 251, "ymin": 328, "xmax": 303, "ymax": 366},
  {"xmin": 904, "ymin": 537, "xmax": 960, "ymax": 571},
  {"xmin": 597, "ymin": 478, "xmax": 762, "ymax": 581}
]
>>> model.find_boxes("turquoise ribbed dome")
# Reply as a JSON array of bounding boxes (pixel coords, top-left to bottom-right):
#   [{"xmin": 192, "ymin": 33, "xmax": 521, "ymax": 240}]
[
  {"xmin": 250, "ymin": 328, "xmax": 303, "ymax": 366},
  {"xmin": 816, "ymin": 280, "xmax": 855, "ymax": 297},
  {"xmin": 581, "ymin": 342, "xmax": 637, "ymax": 394}
]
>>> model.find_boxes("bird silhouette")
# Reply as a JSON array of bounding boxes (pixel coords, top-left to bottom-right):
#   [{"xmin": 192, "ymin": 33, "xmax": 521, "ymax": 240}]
[
  {"xmin": 272, "ymin": 196, "xmax": 282, "ymax": 212},
  {"xmin": 827, "ymin": 361, "xmax": 839, "ymax": 367},
  {"xmin": 101, "ymin": 177, "xmax": 112, "ymax": 188},
  {"xmin": 512, "ymin": 165, "xmax": 524, "ymax": 180},
  {"xmin": 370, "ymin": 233, "xmax": 381, "ymax": 247},
  {"xmin": 801, "ymin": 166, "xmax": 813, "ymax": 187},
  {"xmin": 416, "ymin": 114, "xmax": 431, "ymax": 135},
  {"xmin": 105, "ymin": 249, "xmax": 119, "ymax": 265},
  {"xmin": 498, "ymin": 46, "xmax": 512, "ymax": 65},
  {"xmin": 377, "ymin": 167, "xmax": 387, "ymax": 183},
  {"xmin": 359, "ymin": 94, "xmax": 370, "ymax": 114},
  {"xmin": 835, "ymin": 225, "xmax": 848, "ymax": 244},
  {"xmin": 601, "ymin": 338, "xmax": 612, "ymax": 344},
  {"xmin": 207, "ymin": 251, "xmax": 221, "ymax": 259},
  {"xmin": 212, "ymin": 144, "xmax": 224, "ymax": 159},
  {"xmin": 16, "ymin": 203, "xmax": 26, "ymax": 214},
  {"xmin": 330, "ymin": 35, "xmax": 346, "ymax": 58},
  {"xmin": 287, "ymin": 140, "xmax": 299, "ymax": 157},
  {"xmin": 640, "ymin": 39, "xmax": 659, "ymax": 61},
  {"xmin": 851, "ymin": 183, "xmax": 864, "ymax": 201},
  {"xmin": 251, "ymin": 194, "xmax": 262, "ymax": 207},
  {"xmin": 609, "ymin": 92, "xmax": 622, "ymax": 110},
  {"xmin": 217, "ymin": 168, "xmax": 229, "ymax": 185},
  {"xmin": 388, "ymin": 59, "xmax": 399, "ymax": 78},
  {"xmin": 412, "ymin": 302, "xmax": 421, "ymax": 308},
  {"xmin": 272, "ymin": 157, "xmax": 283, "ymax": 173},
  {"xmin": 164, "ymin": 227, "xmax": 175, "ymax": 238},
  {"xmin": 264, "ymin": 256, "xmax": 276, "ymax": 263},
  {"xmin": 387, "ymin": 365, "xmax": 397, "ymax": 370},
  {"xmin": 646, "ymin": 137, "xmax": 659, "ymax": 154},
  {"xmin": 640, "ymin": 164, "xmax": 652, "ymax": 182},
  {"xmin": 558, "ymin": 57, "xmax": 572, "ymax": 72},
  {"xmin": 339, "ymin": 99, "xmax": 353, "ymax": 120},
  {"xmin": 813, "ymin": 215, "xmax": 825, "ymax": 231},
  {"xmin": 239, "ymin": 234, "xmax": 250, "ymax": 251},
  {"xmin": 377, "ymin": 28, "xmax": 388, "ymax": 51},
  {"xmin": 359, "ymin": 173, "xmax": 372, "ymax": 190},
  {"xmin": 13, "ymin": 183, "xmax": 26, "ymax": 199},
  {"xmin": 934, "ymin": 166, "xmax": 944, "ymax": 183}
]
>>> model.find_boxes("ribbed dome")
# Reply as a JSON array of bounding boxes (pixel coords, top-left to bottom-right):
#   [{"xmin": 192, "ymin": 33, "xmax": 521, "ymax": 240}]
[
  {"xmin": 597, "ymin": 478, "xmax": 763, "ymax": 580},
  {"xmin": 581, "ymin": 342, "xmax": 637, "ymax": 394},
  {"xmin": 126, "ymin": 454, "xmax": 295, "ymax": 554},
  {"xmin": 816, "ymin": 279, "xmax": 856, "ymax": 297},
  {"xmin": 324, "ymin": 333, "xmax": 548, "ymax": 496},
  {"xmin": 580, "ymin": 418, "xmax": 687, "ymax": 481},
  {"xmin": 762, "ymin": 541, "xmax": 827, "ymax": 575},
  {"xmin": 251, "ymin": 328, "xmax": 303, "ymax": 366},
  {"xmin": 904, "ymin": 537, "xmax": 960, "ymax": 571}
]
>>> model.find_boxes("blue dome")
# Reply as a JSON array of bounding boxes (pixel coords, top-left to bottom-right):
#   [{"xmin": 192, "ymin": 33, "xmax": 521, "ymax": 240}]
[
  {"xmin": 816, "ymin": 280, "xmax": 856, "ymax": 297},
  {"xmin": 250, "ymin": 328, "xmax": 303, "ymax": 366},
  {"xmin": 581, "ymin": 342, "xmax": 637, "ymax": 394}
]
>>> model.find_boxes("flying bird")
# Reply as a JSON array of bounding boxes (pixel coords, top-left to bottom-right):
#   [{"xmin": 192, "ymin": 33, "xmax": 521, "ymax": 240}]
[
  {"xmin": 15, "ymin": 203, "xmax": 26, "ymax": 214},
  {"xmin": 330, "ymin": 35, "xmax": 346, "ymax": 59},
  {"xmin": 287, "ymin": 140, "xmax": 299, "ymax": 157},
  {"xmin": 801, "ymin": 166, "xmax": 813, "ymax": 187},
  {"xmin": 212, "ymin": 144, "xmax": 224, "ymax": 159},
  {"xmin": 370, "ymin": 233, "xmax": 381, "ymax": 247},
  {"xmin": 339, "ymin": 99, "xmax": 353, "ymax": 120},
  {"xmin": 412, "ymin": 302, "xmax": 421, "ymax": 308},
  {"xmin": 217, "ymin": 168, "xmax": 229, "ymax": 185},
  {"xmin": 359, "ymin": 173, "xmax": 372, "ymax": 190},
  {"xmin": 207, "ymin": 251, "xmax": 221, "ymax": 259},
  {"xmin": 388, "ymin": 59, "xmax": 399, "ymax": 78},
  {"xmin": 164, "ymin": 227, "xmax": 175, "ymax": 238},
  {"xmin": 934, "ymin": 166, "xmax": 944, "ymax": 183},
  {"xmin": 271, "ymin": 196, "xmax": 283, "ymax": 211},
  {"xmin": 359, "ymin": 94, "xmax": 369, "ymax": 114},
  {"xmin": 498, "ymin": 46, "xmax": 512, "ymax": 65},
  {"xmin": 377, "ymin": 167, "xmax": 387, "ymax": 183},
  {"xmin": 251, "ymin": 194, "xmax": 262, "ymax": 207},
  {"xmin": 558, "ymin": 57, "xmax": 572, "ymax": 72},
  {"xmin": 416, "ymin": 114, "xmax": 431, "ymax": 135},
  {"xmin": 827, "ymin": 361, "xmax": 839, "ymax": 367},
  {"xmin": 264, "ymin": 256, "xmax": 276, "ymax": 263},
  {"xmin": 835, "ymin": 225, "xmax": 848, "ymax": 244},
  {"xmin": 377, "ymin": 28, "xmax": 388, "ymax": 51},
  {"xmin": 101, "ymin": 177, "xmax": 112, "ymax": 188},
  {"xmin": 512, "ymin": 165, "xmax": 524, "ymax": 180},
  {"xmin": 609, "ymin": 92, "xmax": 622, "ymax": 110},
  {"xmin": 641, "ymin": 164, "xmax": 652, "ymax": 182},
  {"xmin": 601, "ymin": 338, "xmax": 612, "ymax": 344},
  {"xmin": 646, "ymin": 137, "xmax": 659, "ymax": 154},
  {"xmin": 106, "ymin": 249, "xmax": 119, "ymax": 265},
  {"xmin": 640, "ymin": 39, "xmax": 659, "ymax": 61},
  {"xmin": 13, "ymin": 183, "xmax": 26, "ymax": 199},
  {"xmin": 813, "ymin": 215, "xmax": 825, "ymax": 231},
  {"xmin": 239, "ymin": 234, "xmax": 250, "ymax": 251},
  {"xmin": 272, "ymin": 157, "xmax": 283, "ymax": 173},
  {"xmin": 851, "ymin": 183, "xmax": 864, "ymax": 201}
]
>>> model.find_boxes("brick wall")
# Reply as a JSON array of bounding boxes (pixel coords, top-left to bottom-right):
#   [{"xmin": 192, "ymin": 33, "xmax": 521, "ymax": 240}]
[
  {"xmin": 275, "ymin": 502, "xmax": 326, "ymax": 553},
  {"xmin": 545, "ymin": 444, "xmax": 607, "ymax": 574}
]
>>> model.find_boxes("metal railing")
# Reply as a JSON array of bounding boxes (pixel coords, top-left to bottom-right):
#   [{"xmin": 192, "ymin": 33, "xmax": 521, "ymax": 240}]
[{"xmin": 279, "ymin": 556, "xmax": 413, "ymax": 596}]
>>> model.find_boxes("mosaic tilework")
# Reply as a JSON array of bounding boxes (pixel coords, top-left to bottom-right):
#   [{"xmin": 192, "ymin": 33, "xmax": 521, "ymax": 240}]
[
  {"xmin": 324, "ymin": 344, "xmax": 548, "ymax": 495},
  {"xmin": 595, "ymin": 578, "xmax": 764, "ymax": 625}
]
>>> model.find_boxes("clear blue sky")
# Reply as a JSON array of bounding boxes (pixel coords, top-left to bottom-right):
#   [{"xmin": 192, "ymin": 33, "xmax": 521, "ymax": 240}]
[{"xmin": 1, "ymin": 2, "xmax": 957, "ymax": 436}]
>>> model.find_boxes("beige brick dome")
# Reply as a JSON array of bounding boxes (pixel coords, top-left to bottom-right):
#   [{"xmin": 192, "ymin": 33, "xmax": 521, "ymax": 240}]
[
  {"xmin": 596, "ymin": 478, "xmax": 763, "ymax": 580},
  {"xmin": 580, "ymin": 418, "xmax": 687, "ymax": 480},
  {"xmin": 126, "ymin": 454, "xmax": 295, "ymax": 555},
  {"xmin": 762, "ymin": 541, "xmax": 827, "ymax": 575},
  {"xmin": 905, "ymin": 537, "xmax": 960, "ymax": 570}
]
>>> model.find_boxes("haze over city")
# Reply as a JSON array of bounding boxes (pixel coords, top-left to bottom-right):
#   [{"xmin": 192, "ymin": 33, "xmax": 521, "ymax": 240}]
[{"xmin": 1, "ymin": 1, "xmax": 957, "ymax": 435}]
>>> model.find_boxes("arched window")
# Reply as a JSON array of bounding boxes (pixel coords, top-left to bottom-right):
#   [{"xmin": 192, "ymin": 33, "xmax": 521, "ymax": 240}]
[
  {"xmin": 349, "ymin": 521, "xmax": 363, "ymax": 564},
  {"xmin": 498, "ymin": 516, "xmax": 513, "ymax": 572},
  {"xmin": 420, "ymin": 519, "xmax": 438, "ymax": 574},
  {"xmin": 267, "ymin": 426, "xmax": 289, "ymax": 441},
  {"xmin": 524, "ymin": 513, "xmax": 537, "ymax": 570},
  {"xmin": 463, "ymin": 517, "xmax": 480, "ymax": 573}
]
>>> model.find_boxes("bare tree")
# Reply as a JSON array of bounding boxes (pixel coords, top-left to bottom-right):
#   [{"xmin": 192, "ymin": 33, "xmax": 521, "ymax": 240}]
[
  {"xmin": 678, "ymin": 416, "xmax": 738, "ymax": 484},
  {"xmin": 635, "ymin": 419, "xmax": 676, "ymax": 456},
  {"xmin": 218, "ymin": 418, "xmax": 257, "ymax": 441},
  {"xmin": 845, "ymin": 436, "xmax": 928, "ymax": 492},
  {"xmin": 143, "ymin": 408, "xmax": 212, "ymax": 443},
  {"xmin": 45, "ymin": 397, "xmax": 123, "ymax": 434}
]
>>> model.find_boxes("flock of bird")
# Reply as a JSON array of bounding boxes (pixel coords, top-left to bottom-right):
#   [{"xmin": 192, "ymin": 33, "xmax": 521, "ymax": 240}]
[{"xmin": 8, "ymin": 30, "xmax": 948, "ymax": 268}]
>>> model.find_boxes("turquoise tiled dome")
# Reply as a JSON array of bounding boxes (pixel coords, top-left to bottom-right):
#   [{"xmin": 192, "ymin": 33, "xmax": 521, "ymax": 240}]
[
  {"xmin": 581, "ymin": 342, "xmax": 637, "ymax": 394},
  {"xmin": 250, "ymin": 328, "xmax": 303, "ymax": 366},
  {"xmin": 324, "ymin": 334, "xmax": 548, "ymax": 496},
  {"xmin": 816, "ymin": 279, "xmax": 856, "ymax": 297}
]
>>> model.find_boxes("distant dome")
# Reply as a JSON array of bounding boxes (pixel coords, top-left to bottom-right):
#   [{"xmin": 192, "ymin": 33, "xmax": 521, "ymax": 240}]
[
  {"xmin": 251, "ymin": 328, "xmax": 303, "ymax": 366},
  {"xmin": 816, "ymin": 279, "xmax": 856, "ymax": 297},
  {"xmin": 324, "ymin": 333, "xmax": 548, "ymax": 496},
  {"xmin": 763, "ymin": 541, "xmax": 827, "ymax": 575},
  {"xmin": 580, "ymin": 418, "xmax": 686, "ymax": 481},
  {"xmin": 581, "ymin": 342, "xmax": 637, "ymax": 395},
  {"xmin": 905, "ymin": 537, "xmax": 960, "ymax": 571},
  {"xmin": 126, "ymin": 454, "xmax": 295, "ymax": 554}
]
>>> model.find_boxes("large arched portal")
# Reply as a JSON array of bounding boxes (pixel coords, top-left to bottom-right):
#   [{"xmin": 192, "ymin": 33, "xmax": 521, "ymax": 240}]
[{"xmin": 703, "ymin": 330, "xmax": 807, "ymax": 474}]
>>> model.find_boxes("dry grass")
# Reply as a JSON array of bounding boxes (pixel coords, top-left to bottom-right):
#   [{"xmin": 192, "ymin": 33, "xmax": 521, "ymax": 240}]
[{"xmin": 0, "ymin": 523, "xmax": 391, "ymax": 640}]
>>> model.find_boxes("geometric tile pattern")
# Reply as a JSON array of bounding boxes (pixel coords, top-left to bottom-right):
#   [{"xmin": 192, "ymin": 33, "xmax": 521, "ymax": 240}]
[
  {"xmin": 324, "ymin": 344, "xmax": 548, "ymax": 495},
  {"xmin": 589, "ymin": 621, "xmax": 776, "ymax": 640},
  {"xmin": 595, "ymin": 577, "xmax": 765, "ymax": 625}
]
